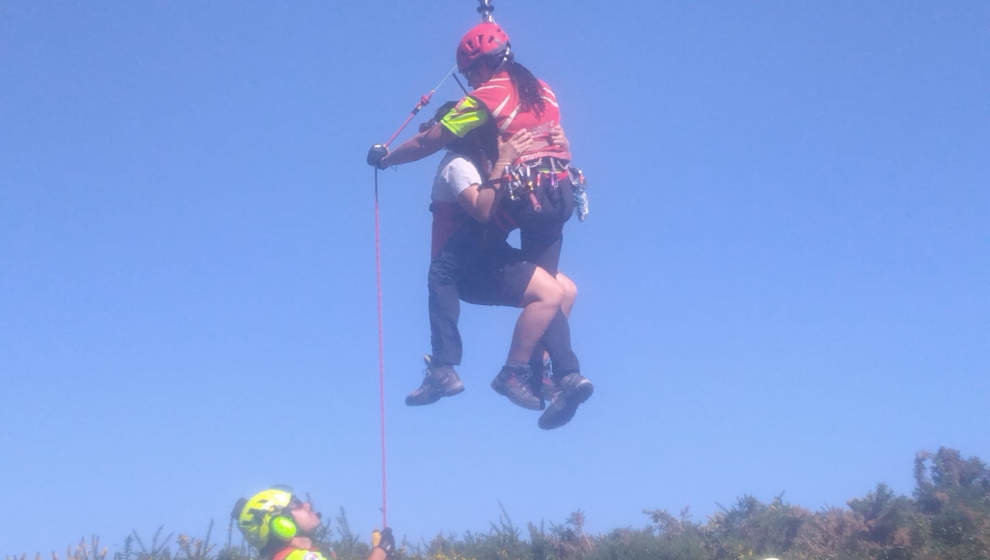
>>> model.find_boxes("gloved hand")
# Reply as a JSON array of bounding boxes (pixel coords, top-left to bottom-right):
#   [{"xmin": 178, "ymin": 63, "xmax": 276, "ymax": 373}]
[
  {"xmin": 371, "ymin": 527, "xmax": 395, "ymax": 556},
  {"xmin": 367, "ymin": 144, "xmax": 389, "ymax": 169}
]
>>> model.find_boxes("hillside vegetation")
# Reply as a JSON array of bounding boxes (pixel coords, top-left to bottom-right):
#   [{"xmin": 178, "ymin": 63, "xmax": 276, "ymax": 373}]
[{"xmin": 8, "ymin": 447, "xmax": 989, "ymax": 560}]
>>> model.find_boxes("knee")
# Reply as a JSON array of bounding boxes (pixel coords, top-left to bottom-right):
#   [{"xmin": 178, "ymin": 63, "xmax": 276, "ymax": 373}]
[
  {"xmin": 548, "ymin": 283, "xmax": 565, "ymax": 308},
  {"xmin": 524, "ymin": 268, "xmax": 564, "ymax": 308},
  {"xmin": 537, "ymin": 276, "xmax": 564, "ymax": 308},
  {"xmin": 556, "ymin": 273, "xmax": 578, "ymax": 308}
]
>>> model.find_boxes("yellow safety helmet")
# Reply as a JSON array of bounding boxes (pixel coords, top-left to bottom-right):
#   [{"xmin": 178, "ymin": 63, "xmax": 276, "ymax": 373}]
[{"xmin": 232, "ymin": 487, "xmax": 300, "ymax": 549}]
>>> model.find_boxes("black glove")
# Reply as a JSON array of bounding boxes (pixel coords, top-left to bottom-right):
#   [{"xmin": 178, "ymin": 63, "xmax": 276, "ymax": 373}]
[
  {"xmin": 372, "ymin": 527, "xmax": 395, "ymax": 556},
  {"xmin": 367, "ymin": 144, "xmax": 389, "ymax": 169}
]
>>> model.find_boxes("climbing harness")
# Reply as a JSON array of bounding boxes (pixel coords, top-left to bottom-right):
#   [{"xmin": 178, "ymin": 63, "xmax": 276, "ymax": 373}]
[
  {"xmin": 489, "ymin": 158, "xmax": 591, "ymax": 221},
  {"xmin": 571, "ymin": 167, "xmax": 590, "ymax": 222}
]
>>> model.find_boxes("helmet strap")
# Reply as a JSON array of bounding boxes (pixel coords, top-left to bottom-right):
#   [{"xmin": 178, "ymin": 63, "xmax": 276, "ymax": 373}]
[
  {"xmin": 473, "ymin": 47, "xmax": 510, "ymax": 75},
  {"xmin": 494, "ymin": 46, "xmax": 512, "ymax": 72}
]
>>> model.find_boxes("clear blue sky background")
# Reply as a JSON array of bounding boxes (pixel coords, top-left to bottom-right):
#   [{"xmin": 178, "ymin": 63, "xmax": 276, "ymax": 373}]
[{"xmin": 2, "ymin": 0, "xmax": 988, "ymax": 555}]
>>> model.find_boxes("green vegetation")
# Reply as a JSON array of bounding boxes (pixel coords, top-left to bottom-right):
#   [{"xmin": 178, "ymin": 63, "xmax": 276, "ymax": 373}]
[{"xmin": 7, "ymin": 448, "xmax": 988, "ymax": 560}]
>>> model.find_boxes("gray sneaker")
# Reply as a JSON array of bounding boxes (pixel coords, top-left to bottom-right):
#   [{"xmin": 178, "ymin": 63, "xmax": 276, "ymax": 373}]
[
  {"xmin": 405, "ymin": 360, "xmax": 465, "ymax": 406},
  {"xmin": 491, "ymin": 364, "xmax": 543, "ymax": 410},
  {"xmin": 538, "ymin": 373, "xmax": 594, "ymax": 429}
]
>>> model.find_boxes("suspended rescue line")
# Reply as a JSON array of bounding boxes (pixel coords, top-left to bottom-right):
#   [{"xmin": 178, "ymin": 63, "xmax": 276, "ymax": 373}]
[{"xmin": 368, "ymin": 0, "xmax": 514, "ymax": 531}]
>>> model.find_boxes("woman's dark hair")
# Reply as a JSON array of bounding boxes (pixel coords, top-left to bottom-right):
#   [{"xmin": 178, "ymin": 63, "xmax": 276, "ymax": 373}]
[
  {"xmin": 503, "ymin": 56, "xmax": 545, "ymax": 117},
  {"xmin": 471, "ymin": 117, "xmax": 499, "ymax": 172},
  {"xmin": 453, "ymin": 117, "xmax": 498, "ymax": 175}
]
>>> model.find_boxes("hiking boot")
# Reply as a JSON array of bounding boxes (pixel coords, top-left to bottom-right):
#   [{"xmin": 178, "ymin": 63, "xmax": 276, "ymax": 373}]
[
  {"xmin": 491, "ymin": 364, "xmax": 543, "ymax": 410},
  {"xmin": 528, "ymin": 355, "xmax": 553, "ymax": 409},
  {"xmin": 538, "ymin": 373, "xmax": 594, "ymax": 430},
  {"xmin": 405, "ymin": 361, "xmax": 464, "ymax": 406},
  {"xmin": 538, "ymin": 372, "xmax": 558, "ymax": 402},
  {"xmin": 531, "ymin": 355, "xmax": 554, "ymax": 400}
]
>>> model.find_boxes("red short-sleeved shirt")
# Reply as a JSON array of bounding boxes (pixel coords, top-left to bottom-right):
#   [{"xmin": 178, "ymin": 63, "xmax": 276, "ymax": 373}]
[{"xmin": 440, "ymin": 70, "xmax": 571, "ymax": 162}]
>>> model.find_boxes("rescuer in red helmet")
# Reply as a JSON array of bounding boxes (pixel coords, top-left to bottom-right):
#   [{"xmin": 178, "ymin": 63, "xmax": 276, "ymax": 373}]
[
  {"xmin": 369, "ymin": 21, "xmax": 578, "ymax": 273},
  {"xmin": 368, "ymin": 21, "xmax": 590, "ymax": 426},
  {"xmin": 409, "ymin": 101, "xmax": 590, "ymax": 429},
  {"xmin": 368, "ymin": 22, "xmax": 567, "ymax": 167}
]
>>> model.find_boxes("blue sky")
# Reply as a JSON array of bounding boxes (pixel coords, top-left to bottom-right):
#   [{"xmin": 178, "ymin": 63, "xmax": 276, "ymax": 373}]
[{"xmin": 2, "ymin": 0, "xmax": 988, "ymax": 555}]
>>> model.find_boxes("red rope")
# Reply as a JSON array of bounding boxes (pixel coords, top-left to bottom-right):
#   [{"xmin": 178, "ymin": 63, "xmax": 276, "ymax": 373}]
[
  {"xmin": 369, "ymin": 62, "xmax": 458, "ymax": 531},
  {"xmin": 382, "ymin": 100, "xmax": 426, "ymax": 149},
  {"xmin": 374, "ymin": 169, "xmax": 388, "ymax": 528},
  {"xmin": 381, "ymin": 64, "xmax": 459, "ymax": 149}
]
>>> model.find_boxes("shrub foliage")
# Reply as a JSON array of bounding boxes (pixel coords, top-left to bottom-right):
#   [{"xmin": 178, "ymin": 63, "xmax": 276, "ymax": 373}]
[{"xmin": 7, "ymin": 447, "xmax": 989, "ymax": 560}]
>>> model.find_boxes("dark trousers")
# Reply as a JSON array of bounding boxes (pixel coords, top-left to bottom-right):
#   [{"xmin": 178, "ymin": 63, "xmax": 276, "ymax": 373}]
[
  {"xmin": 428, "ymin": 248, "xmax": 465, "ymax": 367},
  {"xmin": 428, "ymin": 234, "xmax": 532, "ymax": 367}
]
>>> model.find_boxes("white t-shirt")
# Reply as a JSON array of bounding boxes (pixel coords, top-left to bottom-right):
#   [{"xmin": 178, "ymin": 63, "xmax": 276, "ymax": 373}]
[{"xmin": 432, "ymin": 152, "xmax": 482, "ymax": 203}]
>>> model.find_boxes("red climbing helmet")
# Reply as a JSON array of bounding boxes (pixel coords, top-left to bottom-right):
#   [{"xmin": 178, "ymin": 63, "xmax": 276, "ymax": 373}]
[{"xmin": 456, "ymin": 22, "xmax": 510, "ymax": 72}]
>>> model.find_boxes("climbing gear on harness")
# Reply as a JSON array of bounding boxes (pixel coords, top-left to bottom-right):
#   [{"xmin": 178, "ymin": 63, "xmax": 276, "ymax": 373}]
[
  {"xmin": 568, "ymin": 166, "xmax": 590, "ymax": 222},
  {"xmin": 489, "ymin": 157, "xmax": 589, "ymax": 218},
  {"xmin": 457, "ymin": 22, "xmax": 511, "ymax": 73}
]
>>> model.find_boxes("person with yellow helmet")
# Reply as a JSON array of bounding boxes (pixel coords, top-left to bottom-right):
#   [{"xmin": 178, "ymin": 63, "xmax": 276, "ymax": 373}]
[{"xmin": 232, "ymin": 487, "xmax": 394, "ymax": 560}]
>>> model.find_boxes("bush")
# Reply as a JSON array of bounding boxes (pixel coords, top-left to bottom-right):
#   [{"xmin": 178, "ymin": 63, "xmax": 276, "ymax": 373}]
[{"xmin": 10, "ymin": 448, "xmax": 990, "ymax": 560}]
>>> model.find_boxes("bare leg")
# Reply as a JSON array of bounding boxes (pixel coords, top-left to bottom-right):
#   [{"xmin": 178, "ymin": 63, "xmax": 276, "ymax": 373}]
[
  {"xmin": 555, "ymin": 272, "xmax": 578, "ymax": 317},
  {"xmin": 537, "ymin": 271, "xmax": 578, "ymax": 364},
  {"xmin": 494, "ymin": 268, "xmax": 578, "ymax": 412},
  {"xmin": 506, "ymin": 267, "xmax": 563, "ymax": 364}
]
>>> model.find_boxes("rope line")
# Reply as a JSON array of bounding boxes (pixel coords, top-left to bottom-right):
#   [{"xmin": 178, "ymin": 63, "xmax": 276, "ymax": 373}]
[
  {"xmin": 452, "ymin": 72, "xmax": 470, "ymax": 96},
  {"xmin": 370, "ymin": 1, "xmax": 491, "ymax": 527},
  {"xmin": 382, "ymin": 64, "xmax": 459, "ymax": 148},
  {"xmin": 374, "ymin": 168, "xmax": 388, "ymax": 528},
  {"xmin": 373, "ymin": 63, "xmax": 460, "ymax": 522}
]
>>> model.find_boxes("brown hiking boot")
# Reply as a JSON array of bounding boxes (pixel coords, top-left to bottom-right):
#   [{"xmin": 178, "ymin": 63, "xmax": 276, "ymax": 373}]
[
  {"xmin": 538, "ymin": 373, "xmax": 594, "ymax": 429},
  {"xmin": 405, "ymin": 361, "xmax": 465, "ymax": 406},
  {"xmin": 491, "ymin": 364, "xmax": 543, "ymax": 410}
]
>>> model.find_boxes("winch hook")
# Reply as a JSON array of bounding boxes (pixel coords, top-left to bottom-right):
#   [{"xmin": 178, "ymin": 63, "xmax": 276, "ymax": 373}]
[{"xmin": 477, "ymin": 0, "xmax": 495, "ymax": 22}]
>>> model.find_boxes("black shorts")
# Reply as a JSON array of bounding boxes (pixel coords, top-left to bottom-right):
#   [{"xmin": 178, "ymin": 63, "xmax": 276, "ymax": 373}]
[
  {"xmin": 501, "ymin": 179, "xmax": 574, "ymax": 276},
  {"xmin": 457, "ymin": 242, "xmax": 536, "ymax": 307}
]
